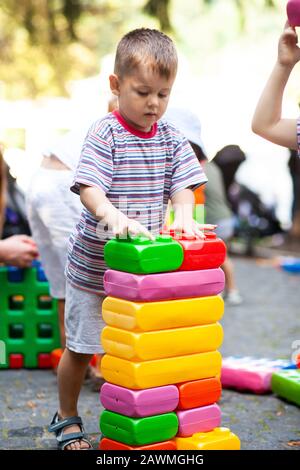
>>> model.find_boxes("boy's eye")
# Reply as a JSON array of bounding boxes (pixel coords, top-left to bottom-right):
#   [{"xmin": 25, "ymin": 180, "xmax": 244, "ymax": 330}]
[
  {"xmin": 158, "ymin": 94, "xmax": 168, "ymax": 98},
  {"xmin": 137, "ymin": 91, "xmax": 148, "ymax": 96}
]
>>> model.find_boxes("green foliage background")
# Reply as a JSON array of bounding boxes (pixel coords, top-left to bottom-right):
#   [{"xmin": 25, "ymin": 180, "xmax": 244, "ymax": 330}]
[{"xmin": 0, "ymin": 0, "xmax": 285, "ymax": 99}]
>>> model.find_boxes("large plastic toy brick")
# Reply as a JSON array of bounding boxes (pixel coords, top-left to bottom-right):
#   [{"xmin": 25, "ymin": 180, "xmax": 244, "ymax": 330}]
[
  {"xmin": 177, "ymin": 377, "xmax": 222, "ymax": 410},
  {"xmin": 100, "ymin": 383, "xmax": 179, "ymax": 417},
  {"xmin": 101, "ymin": 323, "xmax": 223, "ymax": 361},
  {"xmin": 271, "ymin": 369, "xmax": 300, "ymax": 407},
  {"xmin": 100, "ymin": 410, "xmax": 178, "ymax": 446},
  {"xmin": 99, "ymin": 437, "xmax": 176, "ymax": 450},
  {"xmin": 287, "ymin": 0, "xmax": 300, "ymax": 26},
  {"xmin": 102, "ymin": 295, "xmax": 224, "ymax": 332},
  {"xmin": 104, "ymin": 268, "xmax": 225, "ymax": 302},
  {"xmin": 162, "ymin": 230, "xmax": 226, "ymax": 271},
  {"xmin": 0, "ymin": 264, "xmax": 60, "ymax": 368},
  {"xmin": 104, "ymin": 235, "xmax": 183, "ymax": 274},
  {"xmin": 177, "ymin": 404, "xmax": 221, "ymax": 437},
  {"xmin": 221, "ymin": 356, "xmax": 291, "ymax": 394},
  {"xmin": 175, "ymin": 427, "xmax": 240, "ymax": 450},
  {"xmin": 101, "ymin": 351, "xmax": 222, "ymax": 389}
]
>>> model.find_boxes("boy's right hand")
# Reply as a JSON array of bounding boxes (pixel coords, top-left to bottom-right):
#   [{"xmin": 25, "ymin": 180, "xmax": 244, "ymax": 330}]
[{"xmin": 278, "ymin": 22, "xmax": 300, "ymax": 67}]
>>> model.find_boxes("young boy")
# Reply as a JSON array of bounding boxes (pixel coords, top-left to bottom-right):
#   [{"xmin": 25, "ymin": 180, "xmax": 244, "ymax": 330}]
[{"xmin": 49, "ymin": 28, "xmax": 212, "ymax": 450}]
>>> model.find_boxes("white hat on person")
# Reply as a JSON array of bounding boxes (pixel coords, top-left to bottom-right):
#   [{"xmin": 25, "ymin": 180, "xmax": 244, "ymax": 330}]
[{"xmin": 163, "ymin": 107, "xmax": 206, "ymax": 154}]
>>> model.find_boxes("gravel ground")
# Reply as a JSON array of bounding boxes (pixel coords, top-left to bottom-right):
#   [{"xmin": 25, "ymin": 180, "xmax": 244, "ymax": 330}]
[{"xmin": 1, "ymin": 257, "xmax": 299, "ymax": 450}]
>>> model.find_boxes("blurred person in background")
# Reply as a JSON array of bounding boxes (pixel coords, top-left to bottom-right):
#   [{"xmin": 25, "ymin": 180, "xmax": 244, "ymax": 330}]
[
  {"xmin": 165, "ymin": 108, "xmax": 243, "ymax": 305},
  {"xmin": 26, "ymin": 129, "xmax": 86, "ymax": 349},
  {"xmin": 0, "ymin": 146, "xmax": 38, "ymax": 267}
]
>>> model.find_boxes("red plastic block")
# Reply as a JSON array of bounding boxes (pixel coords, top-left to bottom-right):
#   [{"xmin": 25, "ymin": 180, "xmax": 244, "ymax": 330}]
[
  {"xmin": 162, "ymin": 231, "xmax": 226, "ymax": 271},
  {"xmin": 99, "ymin": 437, "xmax": 177, "ymax": 450},
  {"xmin": 9, "ymin": 354, "xmax": 24, "ymax": 368},
  {"xmin": 38, "ymin": 353, "xmax": 52, "ymax": 368}
]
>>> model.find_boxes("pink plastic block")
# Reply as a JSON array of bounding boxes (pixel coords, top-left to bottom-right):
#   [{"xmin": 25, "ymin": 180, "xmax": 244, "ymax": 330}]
[
  {"xmin": 104, "ymin": 268, "xmax": 225, "ymax": 301},
  {"xmin": 100, "ymin": 382, "xmax": 179, "ymax": 417},
  {"xmin": 287, "ymin": 0, "xmax": 300, "ymax": 27},
  {"xmin": 177, "ymin": 404, "xmax": 221, "ymax": 437},
  {"xmin": 221, "ymin": 356, "xmax": 291, "ymax": 394}
]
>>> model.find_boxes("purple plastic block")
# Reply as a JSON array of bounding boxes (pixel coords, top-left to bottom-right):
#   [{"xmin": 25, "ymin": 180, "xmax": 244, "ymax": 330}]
[
  {"xmin": 176, "ymin": 403, "xmax": 221, "ymax": 437},
  {"xmin": 104, "ymin": 268, "xmax": 225, "ymax": 301},
  {"xmin": 287, "ymin": 0, "xmax": 300, "ymax": 27},
  {"xmin": 100, "ymin": 383, "xmax": 179, "ymax": 417}
]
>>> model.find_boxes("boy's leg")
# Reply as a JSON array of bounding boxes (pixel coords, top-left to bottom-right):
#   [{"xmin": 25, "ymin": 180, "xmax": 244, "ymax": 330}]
[
  {"xmin": 57, "ymin": 348, "xmax": 92, "ymax": 450},
  {"xmin": 53, "ymin": 281, "xmax": 105, "ymax": 449},
  {"xmin": 58, "ymin": 299, "xmax": 66, "ymax": 349}
]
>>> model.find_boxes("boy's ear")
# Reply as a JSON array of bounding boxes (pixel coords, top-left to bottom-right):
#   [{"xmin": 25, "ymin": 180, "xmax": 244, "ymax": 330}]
[{"xmin": 109, "ymin": 74, "xmax": 120, "ymax": 96}]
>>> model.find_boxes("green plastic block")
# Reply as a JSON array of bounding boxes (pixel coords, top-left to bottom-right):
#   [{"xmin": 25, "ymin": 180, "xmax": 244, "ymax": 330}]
[
  {"xmin": 9, "ymin": 324, "xmax": 24, "ymax": 338},
  {"xmin": 9, "ymin": 295, "xmax": 24, "ymax": 310},
  {"xmin": 38, "ymin": 324, "xmax": 53, "ymax": 338},
  {"xmin": 100, "ymin": 410, "xmax": 178, "ymax": 446},
  {"xmin": 37, "ymin": 295, "xmax": 52, "ymax": 310},
  {"xmin": 271, "ymin": 369, "xmax": 300, "ymax": 407},
  {"xmin": 104, "ymin": 235, "xmax": 184, "ymax": 274},
  {"xmin": 0, "ymin": 265, "xmax": 60, "ymax": 368}
]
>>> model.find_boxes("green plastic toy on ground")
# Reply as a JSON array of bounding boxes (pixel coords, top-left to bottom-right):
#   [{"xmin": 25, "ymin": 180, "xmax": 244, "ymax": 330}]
[
  {"xmin": 271, "ymin": 369, "xmax": 300, "ymax": 407},
  {"xmin": 0, "ymin": 264, "xmax": 60, "ymax": 369},
  {"xmin": 100, "ymin": 409, "xmax": 178, "ymax": 445},
  {"xmin": 104, "ymin": 235, "xmax": 184, "ymax": 274}
]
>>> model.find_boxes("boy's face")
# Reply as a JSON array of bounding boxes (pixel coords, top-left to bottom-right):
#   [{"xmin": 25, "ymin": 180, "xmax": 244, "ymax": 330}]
[{"xmin": 109, "ymin": 64, "xmax": 176, "ymax": 132}]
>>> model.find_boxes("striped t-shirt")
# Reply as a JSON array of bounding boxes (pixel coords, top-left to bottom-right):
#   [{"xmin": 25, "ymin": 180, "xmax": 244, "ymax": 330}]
[{"xmin": 66, "ymin": 110, "xmax": 207, "ymax": 294}]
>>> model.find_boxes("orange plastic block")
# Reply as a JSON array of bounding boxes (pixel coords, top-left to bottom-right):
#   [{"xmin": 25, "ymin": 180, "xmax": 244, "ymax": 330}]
[
  {"xmin": 175, "ymin": 427, "xmax": 241, "ymax": 450},
  {"xmin": 101, "ymin": 351, "xmax": 222, "ymax": 389},
  {"xmin": 102, "ymin": 295, "xmax": 224, "ymax": 332},
  {"xmin": 102, "ymin": 323, "xmax": 223, "ymax": 361},
  {"xmin": 99, "ymin": 437, "xmax": 177, "ymax": 450},
  {"xmin": 177, "ymin": 377, "xmax": 222, "ymax": 410}
]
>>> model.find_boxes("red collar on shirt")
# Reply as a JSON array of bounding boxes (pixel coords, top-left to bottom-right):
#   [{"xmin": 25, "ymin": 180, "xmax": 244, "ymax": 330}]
[{"xmin": 112, "ymin": 110, "xmax": 157, "ymax": 139}]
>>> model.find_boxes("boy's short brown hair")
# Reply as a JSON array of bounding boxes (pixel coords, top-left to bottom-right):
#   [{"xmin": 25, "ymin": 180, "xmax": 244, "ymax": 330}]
[{"xmin": 114, "ymin": 28, "xmax": 178, "ymax": 79}]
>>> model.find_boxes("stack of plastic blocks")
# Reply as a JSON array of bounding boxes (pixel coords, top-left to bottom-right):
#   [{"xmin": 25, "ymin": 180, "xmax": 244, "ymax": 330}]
[
  {"xmin": 98, "ymin": 232, "xmax": 240, "ymax": 450},
  {"xmin": 221, "ymin": 356, "xmax": 294, "ymax": 394},
  {"xmin": 0, "ymin": 261, "xmax": 60, "ymax": 369}
]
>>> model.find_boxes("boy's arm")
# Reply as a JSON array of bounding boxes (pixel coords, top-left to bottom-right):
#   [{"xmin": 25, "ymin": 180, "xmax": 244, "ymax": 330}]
[
  {"xmin": 80, "ymin": 185, "xmax": 153, "ymax": 239},
  {"xmin": 252, "ymin": 23, "xmax": 300, "ymax": 149},
  {"xmin": 170, "ymin": 188, "xmax": 216, "ymax": 238}
]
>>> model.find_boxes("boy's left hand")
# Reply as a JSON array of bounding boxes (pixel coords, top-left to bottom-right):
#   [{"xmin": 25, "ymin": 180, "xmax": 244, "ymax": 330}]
[{"xmin": 169, "ymin": 219, "xmax": 217, "ymax": 239}]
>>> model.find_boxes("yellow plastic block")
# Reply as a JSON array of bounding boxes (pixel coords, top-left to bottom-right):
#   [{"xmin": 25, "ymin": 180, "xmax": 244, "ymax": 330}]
[
  {"xmin": 102, "ymin": 296, "xmax": 224, "ymax": 332},
  {"xmin": 101, "ymin": 323, "xmax": 223, "ymax": 361},
  {"xmin": 101, "ymin": 351, "xmax": 222, "ymax": 389},
  {"xmin": 175, "ymin": 427, "xmax": 241, "ymax": 450}
]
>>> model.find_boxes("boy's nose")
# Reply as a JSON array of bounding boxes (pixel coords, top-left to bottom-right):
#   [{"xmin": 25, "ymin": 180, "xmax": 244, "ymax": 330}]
[{"xmin": 147, "ymin": 95, "xmax": 159, "ymax": 108}]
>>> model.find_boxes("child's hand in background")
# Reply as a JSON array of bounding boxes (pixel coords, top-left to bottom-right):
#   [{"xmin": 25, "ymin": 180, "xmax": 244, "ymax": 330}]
[{"xmin": 278, "ymin": 22, "xmax": 300, "ymax": 67}]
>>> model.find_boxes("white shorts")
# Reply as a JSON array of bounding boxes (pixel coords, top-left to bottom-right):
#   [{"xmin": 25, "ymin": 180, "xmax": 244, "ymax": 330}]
[
  {"xmin": 26, "ymin": 168, "xmax": 82, "ymax": 299},
  {"xmin": 65, "ymin": 281, "xmax": 105, "ymax": 354}
]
